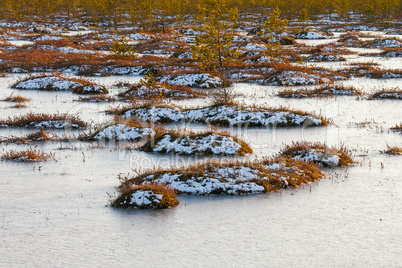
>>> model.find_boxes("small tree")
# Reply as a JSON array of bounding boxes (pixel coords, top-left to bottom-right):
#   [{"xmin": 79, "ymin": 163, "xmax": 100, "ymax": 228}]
[
  {"xmin": 139, "ymin": 72, "xmax": 157, "ymax": 90},
  {"xmin": 110, "ymin": 35, "xmax": 136, "ymax": 58},
  {"xmin": 191, "ymin": 0, "xmax": 240, "ymax": 72},
  {"xmin": 259, "ymin": 6, "xmax": 288, "ymax": 58}
]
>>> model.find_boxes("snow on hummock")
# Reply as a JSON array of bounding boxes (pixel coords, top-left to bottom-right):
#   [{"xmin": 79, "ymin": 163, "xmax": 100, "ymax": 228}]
[
  {"xmin": 93, "ymin": 124, "xmax": 155, "ymax": 141},
  {"xmin": 158, "ymin": 73, "xmax": 223, "ymax": 88},
  {"xmin": 296, "ymin": 31, "xmax": 330, "ymax": 39},
  {"xmin": 13, "ymin": 76, "xmax": 106, "ymax": 94},
  {"xmin": 291, "ymin": 149, "xmax": 340, "ymax": 167},
  {"xmin": 14, "ymin": 76, "xmax": 81, "ymax": 90},
  {"xmin": 141, "ymin": 167, "xmax": 265, "ymax": 195},
  {"xmin": 126, "ymin": 190, "xmax": 163, "ymax": 207},
  {"xmin": 263, "ymin": 71, "xmax": 330, "ymax": 86},
  {"xmin": 27, "ymin": 120, "xmax": 80, "ymax": 129},
  {"xmin": 149, "ymin": 133, "xmax": 242, "ymax": 155}
]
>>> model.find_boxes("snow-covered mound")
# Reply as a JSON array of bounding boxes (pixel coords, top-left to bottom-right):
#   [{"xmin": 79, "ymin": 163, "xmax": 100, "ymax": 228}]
[
  {"xmin": 115, "ymin": 190, "xmax": 163, "ymax": 208},
  {"xmin": 157, "ymin": 73, "xmax": 223, "ymax": 88},
  {"xmin": 12, "ymin": 76, "xmax": 108, "ymax": 94},
  {"xmin": 296, "ymin": 31, "xmax": 330, "ymax": 39},
  {"xmin": 118, "ymin": 157, "xmax": 325, "ymax": 195},
  {"xmin": 118, "ymin": 84, "xmax": 204, "ymax": 100},
  {"xmin": 369, "ymin": 90, "xmax": 402, "ymax": 100},
  {"xmin": 263, "ymin": 71, "xmax": 331, "ymax": 86},
  {"xmin": 112, "ymin": 184, "xmax": 179, "ymax": 209},
  {"xmin": 303, "ymin": 53, "xmax": 346, "ymax": 62},
  {"xmin": 122, "ymin": 105, "xmax": 326, "ymax": 127},
  {"xmin": 363, "ymin": 39, "xmax": 402, "ymax": 48},
  {"xmin": 13, "ymin": 76, "xmax": 81, "ymax": 90},
  {"xmin": 141, "ymin": 132, "xmax": 251, "ymax": 155},
  {"xmin": 88, "ymin": 124, "xmax": 155, "ymax": 141},
  {"xmin": 281, "ymin": 142, "xmax": 353, "ymax": 167}
]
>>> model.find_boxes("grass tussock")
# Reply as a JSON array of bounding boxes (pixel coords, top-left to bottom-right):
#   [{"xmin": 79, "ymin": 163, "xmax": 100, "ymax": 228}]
[
  {"xmin": 0, "ymin": 112, "xmax": 86, "ymax": 128},
  {"xmin": 111, "ymin": 182, "xmax": 179, "ymax": 209},
  {"xmin": 10, "ymin": 103, "xmax": 28, "ymax": 109},
  {"xmin": 2, "ymin": 93, "xmax": 30, "ymax": 102},
  {"xmin": 278, "ymin": 84, "xmax": 363, "ymax": 98},
  {"xmin": 383, "ymin": 145, "xmax": 402, "ymax": 155},
  {"xmin": 1, "ymin": 147, "xmax": 55, "ymax": 161},
  {"xmin": 280, "ymin": 141, "xmax": 353, "ymax": 167},
  {"xmin": 369, "ymin": 88, "xmax": 402, "ymax": 99},
  {"xmin": 117, "ymin": 82, "xmax": 206, "ymax": 101},
  {"xmin": 390, "ymin": 123, "xmax": 402, "ymax": 133}
]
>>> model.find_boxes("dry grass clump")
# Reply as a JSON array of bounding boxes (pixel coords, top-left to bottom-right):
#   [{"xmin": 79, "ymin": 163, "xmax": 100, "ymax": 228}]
[
  {"xmin": 278, "ymin": 84, "xmax": 363, "ymax": 98},
  {"xmin": 77, "ymin": 95, "xmax": 116, "ymax": 102},
  {"xmin": 1, "ymin": 147, "xmax": 55, "ymax": 161},
  {"xmin": 3, "ymin": 130, "xmax": 54, "ymax": 144},
  {"xmin": 280, "ymin": 141, "xmax": 353, "ymax": 167},
  {"xmin": 10, "ymin": 104, "xmax": 28, "ymax": 109},
  {"xmin": 2, "ymin": 93, "xmax": 30, "ymax": 102},
  {"xmin": 382, "ymin": 145, "xmax": 402, "ymax": 155},
  {"xmin": 369, "ymin": 88, "xmax": 402, "ymax": 99},
  {"xmin": 111, "ymin": 182, "xmax": 179, "ymax": 209},
  {"xmin": 0, "ymin": 112, "xmax": 86, "ymax": 128},
  {"xmin": 140, "ymin": 130, "xmax": 253, "ymax": 156},
  {"xmin": 390, "ymin": 123, "xmax": 402, "ymax": 133}
]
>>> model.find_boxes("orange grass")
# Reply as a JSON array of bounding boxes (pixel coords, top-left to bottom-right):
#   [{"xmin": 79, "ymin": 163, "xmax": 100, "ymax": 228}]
[{"xmin": 1, "ymin": 147, "xmax": 54, "ymax": 161}]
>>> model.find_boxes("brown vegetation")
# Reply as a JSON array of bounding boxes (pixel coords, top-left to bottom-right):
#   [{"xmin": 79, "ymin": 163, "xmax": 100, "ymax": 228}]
[
  {"xmin": 1, "ymin": 147, "xmax": 55, "ymax": 161},
  {"xmin": 2, "ymin": 93, "xmax": 30, "ymax": 102},
  {"xmin": 0, "ymin": 113, "xmax": 86, "ymax": 128},
  {"xmin": 383, "ymin": 145, "xmax": 402, "ymax": 155}
]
